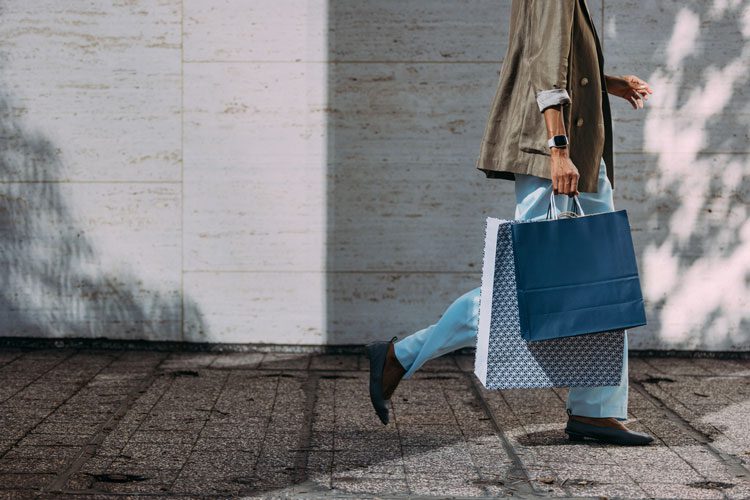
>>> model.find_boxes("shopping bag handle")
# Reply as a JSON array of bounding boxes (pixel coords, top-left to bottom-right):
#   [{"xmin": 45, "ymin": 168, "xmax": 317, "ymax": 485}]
[{"xmin": 546, "ymin": 190, "xmax": 585, "ymax": 220}]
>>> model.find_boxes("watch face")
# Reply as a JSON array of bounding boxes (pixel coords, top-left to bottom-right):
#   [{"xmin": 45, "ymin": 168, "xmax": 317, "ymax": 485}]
[{"xmin": 553, "ymin": 135, "xmax": 568, "ymax": 147}]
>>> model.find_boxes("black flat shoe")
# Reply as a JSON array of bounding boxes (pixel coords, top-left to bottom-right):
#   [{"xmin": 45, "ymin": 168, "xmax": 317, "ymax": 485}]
[
  {"xmin": 565, "ymin": 418, "xmax": 654, "ymax": 446},
  {"xmin": 364, "ymin": 335, "xmax": 398, "ymax": 425}
]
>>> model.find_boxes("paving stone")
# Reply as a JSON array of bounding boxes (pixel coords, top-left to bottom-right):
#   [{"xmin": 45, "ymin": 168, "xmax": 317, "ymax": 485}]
[
  {"xmin": 628, "ymin": 403, "xmax": 705, "ymax": 445},
  {"xmin": 17, "ymin": 432, "xmax": 89, "ymax": 448},
  {"xmin": 126, "ymin": 430, "xmax": 196, "ymax": 445},
  {"xmin": 465, "ymin": 440, "xmax": 513, "ymax": 471},
  {"xmin": 417, "ymin": 356, "xmax": 461, "ymax": 372},
  {"xmin": 179, "ymin": 451, "xmax": 258, "ymax": 477},
  {"xmin": 139, "ymin": 414, "xmax": 207, "ymax": 432},
  {"xmin": 110, "ymin": 442, "xmax": 194, "ymax": 470},
  {"xmin": 392, "ymin": 409, "xmax": 460, "ymax": 425},
  {"xmin": 173, "ymin": 477, "xmax": 258, "ymax": 496},
  {"xmin": 523, "ymin": 464, "xmax": 569, "ymax": 496},
  {"xmin": 0, "ymin": 473, "xmax": 54, "ymax": 490},
  {"xmin": 609, "ymin": 447, "xmax": 705, "ymax": 483},
  {"xmin": 548, "ymin": 461, "xmax": 635, "ymax": 484},
  {"xmin": 637, "ymin": 481, "xmax": 726, "ymax": 499},
  {"xmin": 309, "ymin": 354, "xmax": 358, "ymax": 371},
  {"xmin": 407, "ymin": 473, "xmax": 485, "ymax": 496},
  {"xmin": 692, "ymin": 358, "xmax": 750, "ymax": 376},
  {"xmin": 334, "ymin": 426, "xmax": 400, "ymax": 443},
  {"xmin": 720, "ymin": 481, "xmax": 750, "ymax": 498},
  {"xmin": 78, "ymin": 453, "xmax": 117, "ymax": 474},
  {"xmin": 330, "ymin": 477, "xmax": 410, "ymax": 495},
  {"xmin": 30, "ymin": 420, "xmax": 101, "ymax": 436},
  {"xmin": 193, "ymin": 436, "xmax": 262, "ymax": 454},
  {"xmin": 0, "ymin": 455, "xmax": 71, "ymax": 475},
  {"xmin": 333, "ymin": 435, "xmax": 401, "ymax": 455},
  {"xmin": 160, "ymin": 353, "xmax": 218, "ymax": 371},
  {"xmin": 641, "ymin": 358, "xmax": 714, "ymax": 376},
  {"xmin": 63, "ymin": 471, "xmax": 95, "ymax": 490},
  {"xmin": 563, "ymin": 480, "xmax": 648, "ymax": 498},
  {"xmin": 671, "ymin": 445, "xmax": 750, "ymax": 483},
  {"xmin": 258, "ymin": 352, "xmax": 311, "ymax": 370},
  {"xmin": 525, "ymin": 443, "xmax": 617, "ymax": 466},
  {"xmin": 401, "ymin": 444, "xmax": 476, "ymax": 476},
  {"xmin": 89, "ymin": 473, "xmax": 174, "ymax": 495},
  {"xmin": 2, "ymin": 445, "xmax": 82, "ymax": 461},
  {"xmin": 209, "ymin": 352, "xmax": 264, "ymax": 369},
  {"xmin": 170, "ymin": 475, "xmax": 253, "ymax": 496},
  {"xmin": 333, "ymin": 448, "xmax": 402, "ymax": 470},
  {"xmin": 307, "ymin": 450, "xmax": 333, "ymax": 475},
  {"xmin": 240, "ymin": 465, "xmax": 297, "ymax": 491},
  {"xmin": 331, "ymin": 463, "xmax": 405, "ymax": 479},
  {"xmin": 399, "ymin": 424, "xmax": 464, "ymax": 446}
]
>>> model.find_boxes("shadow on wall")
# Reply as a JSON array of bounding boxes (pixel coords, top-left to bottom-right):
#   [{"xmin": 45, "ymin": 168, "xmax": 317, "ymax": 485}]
[
  {"xmin": 0, "ymin": 94, "xmax": 207, "ymax": 341},
  {"xmin": 323, "ymin": 2, "xmax": 509, "ymax": 345},
  {"xmin": 612, "ymin": 0, "xmax": 750, "ymax": 350}
]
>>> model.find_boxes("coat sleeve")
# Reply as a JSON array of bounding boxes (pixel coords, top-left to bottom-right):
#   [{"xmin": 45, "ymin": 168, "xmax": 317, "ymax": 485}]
[{"xmin": 525, "ymin": 0, "xmax": 576, "ymax": 113}]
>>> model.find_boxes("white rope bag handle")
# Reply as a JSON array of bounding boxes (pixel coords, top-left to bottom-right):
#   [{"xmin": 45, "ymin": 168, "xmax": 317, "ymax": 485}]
[{"xmin": 547, "ymin": 191, "xmax": 585, "ymax": 220}]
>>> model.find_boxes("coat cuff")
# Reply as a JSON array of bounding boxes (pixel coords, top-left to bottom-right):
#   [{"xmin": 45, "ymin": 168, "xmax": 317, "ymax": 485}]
[{"xmin": 536, "ymin": 88, "xmax": 571, "ymax": 112}]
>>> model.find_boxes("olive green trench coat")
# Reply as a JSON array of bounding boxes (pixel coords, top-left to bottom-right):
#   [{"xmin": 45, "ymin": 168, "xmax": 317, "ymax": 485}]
[{"xmin": 475, "ymin": 0, "xmax": 614, "ymax": 193}]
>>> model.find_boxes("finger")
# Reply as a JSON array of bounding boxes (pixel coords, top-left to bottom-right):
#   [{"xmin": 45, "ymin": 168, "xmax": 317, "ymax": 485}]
[
  {"xmin": 631, "ymin": 91, "xmax": 643, "ymax": 108},
  {"xmin": 632, "ymin": 92, "xmax": 644, "ymax": 108},
  {"xmin": 567, "ymin": 174, "xmax": 576, "ymax": 196}
]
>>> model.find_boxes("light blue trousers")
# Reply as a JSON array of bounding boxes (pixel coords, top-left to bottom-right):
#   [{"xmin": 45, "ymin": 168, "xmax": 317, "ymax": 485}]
[{"xmin": 393, "ymin": 157, "xmax": 628, "ymax": 419}]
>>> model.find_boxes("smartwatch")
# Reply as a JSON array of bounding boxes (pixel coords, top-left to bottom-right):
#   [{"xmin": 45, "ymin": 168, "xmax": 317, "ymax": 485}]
[{"xmin": 547, "ymin": 134, "xmax": 569, "ymax": 149}]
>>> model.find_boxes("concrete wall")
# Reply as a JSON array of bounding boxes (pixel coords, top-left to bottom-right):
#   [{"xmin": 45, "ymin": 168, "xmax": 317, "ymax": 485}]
[{"xmin": 0, "ymin": 0, "xmax": 747, "ymax": 350}]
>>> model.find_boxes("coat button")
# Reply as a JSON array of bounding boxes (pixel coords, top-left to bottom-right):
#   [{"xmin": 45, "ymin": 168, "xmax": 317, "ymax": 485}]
[
  {"xmin": 576, "ymin": 117, "xmax": 584, "ymax": 127},
  {"xmin": 580, "ymin": 77, "xmax": 589, "ymax": 86}
]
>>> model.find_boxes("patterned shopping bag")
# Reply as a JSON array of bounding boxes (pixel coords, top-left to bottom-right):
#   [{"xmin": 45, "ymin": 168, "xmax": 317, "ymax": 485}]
[{"xmin": 473, "ymin": 217, "xmax": 624, "ymax": 389}]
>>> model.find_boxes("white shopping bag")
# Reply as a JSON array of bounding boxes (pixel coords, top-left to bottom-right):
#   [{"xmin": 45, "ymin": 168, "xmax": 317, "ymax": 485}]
[{"xmin": 474, "ymin": 217, "xmax": 625, "ymax": 389}]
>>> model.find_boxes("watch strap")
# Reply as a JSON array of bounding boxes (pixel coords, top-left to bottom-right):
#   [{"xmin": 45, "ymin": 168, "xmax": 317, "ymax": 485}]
[{"xmin": 548, "ymin": 135, "xmax": 569, "ymax": 148}]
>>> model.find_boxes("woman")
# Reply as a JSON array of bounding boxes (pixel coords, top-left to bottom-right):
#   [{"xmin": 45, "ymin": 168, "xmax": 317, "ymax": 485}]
[{"xmin": 365, "ymin": 0, "xmax": 655, "ymax": 446}]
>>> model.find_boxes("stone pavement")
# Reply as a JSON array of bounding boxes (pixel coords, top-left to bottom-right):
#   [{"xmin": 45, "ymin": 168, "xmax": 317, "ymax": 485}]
[{"xmin": 1, "ymin": 347, "xmax": 750, "ymax": 499}]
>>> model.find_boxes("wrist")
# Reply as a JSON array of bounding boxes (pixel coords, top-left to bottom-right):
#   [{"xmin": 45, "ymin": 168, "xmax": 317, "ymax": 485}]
[{"xmin": 550, "ymin": 146, "xmax": 569, "ymax": 157}]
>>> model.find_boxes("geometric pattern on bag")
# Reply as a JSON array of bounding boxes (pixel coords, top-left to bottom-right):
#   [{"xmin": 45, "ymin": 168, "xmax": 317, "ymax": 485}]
[{"xmin": 476, "ymin": 219, "xmax": 624, "ymax": 389}]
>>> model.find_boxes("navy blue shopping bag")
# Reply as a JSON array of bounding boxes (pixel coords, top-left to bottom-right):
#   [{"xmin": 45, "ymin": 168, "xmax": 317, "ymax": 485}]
[{"xmin": 510, "ymin": 193, "xmax": 647, "ymax": 342}]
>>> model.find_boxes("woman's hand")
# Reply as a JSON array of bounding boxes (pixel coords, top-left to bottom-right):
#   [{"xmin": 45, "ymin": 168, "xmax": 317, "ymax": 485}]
[
  {"xmin": 550, "ymin": 148, "xmax": 580, "ymax": 197},
  {"xmin": 605, "ymin": 74, "xmax": 653, "ymax": 109}
]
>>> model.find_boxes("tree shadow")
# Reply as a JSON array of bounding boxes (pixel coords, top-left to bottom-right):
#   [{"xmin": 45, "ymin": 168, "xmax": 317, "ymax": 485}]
[
  {"xmin": 0, "ymin": 90, "xmax": 208, "ymax": 341},
  {"xmin": 604, "ymin": 0, "xmax": 750, "ymax": 350}
]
